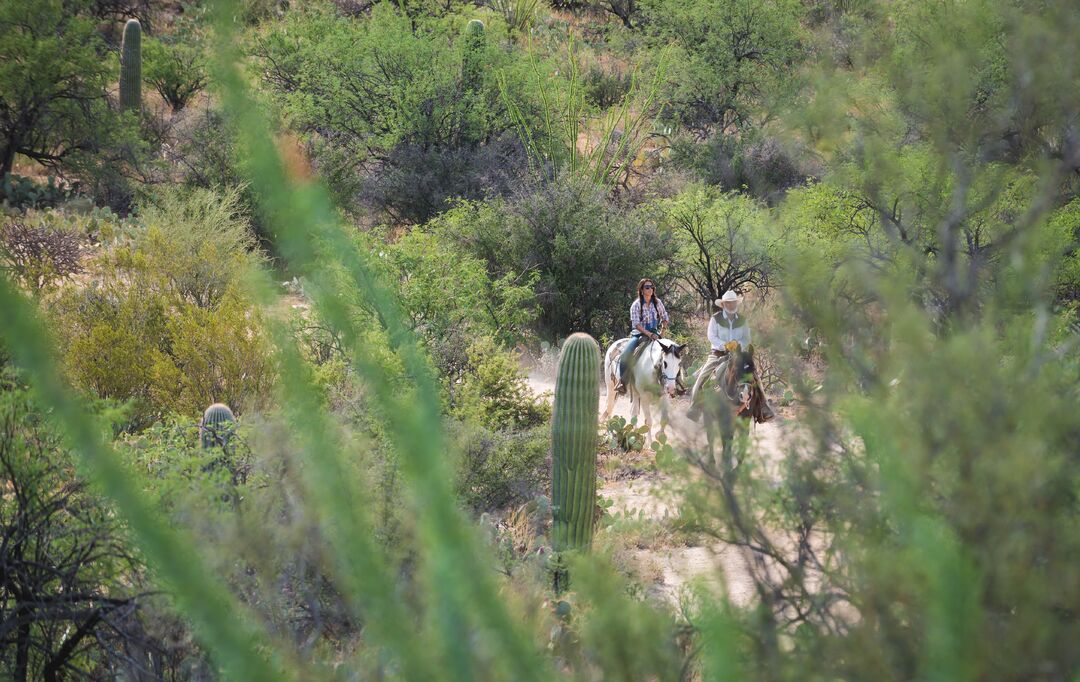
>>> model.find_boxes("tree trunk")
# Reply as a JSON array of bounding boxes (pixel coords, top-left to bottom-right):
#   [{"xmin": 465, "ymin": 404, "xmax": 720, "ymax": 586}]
[
  {"xmin": 1, "ymin": 137, "xmax": 18, "ymax": 178},
  {"xmin": 42, "ymin": 611, "xmax": 103, "ymax": 682},
  {"xmin": 14, "ymin": 606, "xmax": 30, "ymax": 682}
]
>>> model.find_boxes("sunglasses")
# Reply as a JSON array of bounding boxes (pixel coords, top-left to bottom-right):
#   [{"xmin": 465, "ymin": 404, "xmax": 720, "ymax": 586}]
[{"xmin": 642, "ymin": 284, "xmax": 654, "ymax": 289}]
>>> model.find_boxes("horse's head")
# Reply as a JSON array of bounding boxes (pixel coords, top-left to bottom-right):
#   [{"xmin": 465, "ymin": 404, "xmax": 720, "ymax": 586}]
[
  {"xmin": 723, "ymin": 342, "xmax": 756, "ymax": 408},
  {"xmin": 656, "ymin": 339, "xmax": 688, "ymax": 398}
]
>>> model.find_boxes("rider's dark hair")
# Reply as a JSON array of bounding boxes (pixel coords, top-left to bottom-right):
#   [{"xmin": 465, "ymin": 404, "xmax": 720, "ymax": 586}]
[{"xmin": 636, "ymin": 278, "xmax": 660, "ymax": 315}]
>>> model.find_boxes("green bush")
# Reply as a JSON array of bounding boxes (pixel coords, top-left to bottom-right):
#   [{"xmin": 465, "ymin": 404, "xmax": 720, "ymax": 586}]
[
  {"xmin": 672, "ymin": 132, "xmax": 810, "ymax": 202},
  {"xmin": 110, "ymin": 186, "xmax": 263, "ymax": 308},
  {"xmin": 453, "ymin": 336, "xmax": 550, "ymax": 430},
  {"xmin": 253, "ymin": 4, "xmax": 541, "ymax": 222},
  {"xmin": 0, "ymin": 1, "xmax": 117, "ymax": 177},
  {"xmin": 639, "ymin": 0, "xmax": 804, "ymax": 138},
  {"xmin": 583, "ymin": 64, "xmax": 633, "ymax": 110},
  {"xmin": 446, "ymin": 334, "xmax": 550, "ymax": 513},
  {"xmin": 48, "ymin": 188, "xmax": 274, "ymax": 426},
  {"xmin": 121, "ymin": 413, "xmax": 366, "ymax": 671},
  {"xmin": 384, "ymin": 227, "xmax": 538, "ymax": 383},
  {"xmin": 436, "ymin": 175, "xmax": 676, "ymax": 339},
  {"xmin": 143, "ymin": 36, "xmax": 208, "ymax": 112},
  {"xmin": 653, "ymin": 186, "xmax": 778, "ymax": 305},
  {"xmin": 448, "ymin": 418, "xmax": 550, "ymax": 513}
]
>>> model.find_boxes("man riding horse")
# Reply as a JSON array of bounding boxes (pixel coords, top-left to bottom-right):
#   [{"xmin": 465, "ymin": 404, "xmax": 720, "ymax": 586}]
[{"xmin": 688, "ymin": 290, "xmax": 774, "ymax": 423}]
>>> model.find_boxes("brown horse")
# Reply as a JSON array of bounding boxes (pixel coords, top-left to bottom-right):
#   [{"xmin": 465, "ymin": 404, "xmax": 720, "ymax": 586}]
[{"xmin": 696, "ymin": 341, "xmax": 771, "ymax": 467}]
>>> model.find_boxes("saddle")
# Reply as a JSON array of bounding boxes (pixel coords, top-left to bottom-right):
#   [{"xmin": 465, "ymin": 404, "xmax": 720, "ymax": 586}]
[{"xmin": 630, "ymin": 336, "xmax": 653, "ymax": 362}]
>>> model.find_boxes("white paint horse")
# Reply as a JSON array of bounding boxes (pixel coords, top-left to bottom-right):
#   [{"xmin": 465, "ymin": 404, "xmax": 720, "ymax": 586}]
[{"xmin": 601, "ymin": 337, "xmax": 687, "ymax": 447}]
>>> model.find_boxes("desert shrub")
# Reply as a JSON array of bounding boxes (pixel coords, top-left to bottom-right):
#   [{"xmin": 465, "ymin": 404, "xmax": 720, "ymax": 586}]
[
  {"xmin": 654, "ymin": 186, "xmax": 778, "ymax": 305},
  {"xmin": 453, "ymin": 336, "xmax": 550, "ymax": 430},
  {"xmin": 436, "ymin": 175, "xmax": 676, "ymax": 339},
  {"xmin": 1044, "ymin": 199, "xmax": 1080, "ymax": 307},
  {"xmin": 0, "ymin": 371, "xmax": 149, "ymax": 680},
  {"xmin": 238, "ymin": 0, "xmax": 289, "ymax": 24},
  {"xmin": 171, "ymin": 106, "xmax": 245, "ymax": 192},
  {"xmin": 143, "ymin": 36, "xmax": 208, "ymax": 112},
  {"xmin": 638, "ymin": 0, "xmax": 804, "ymax": 138},
  {"xmin": 121, "ymin": 413, "xmax": 364, "ymax": 668},
  {"xmin": 54, "ymin": 286, "xmax": 275, "ymax": 427},
  {"xmin": 356, "ymin": 134, "xmax": 532, "ymax": 224},
  {"xmin": 448, "ymin": 418, "xmax": 550, "ymax": 513},
  {"xmin": 0, "ymin": 215, "xmax": 84, "ymax": 293},
  {"xmin": 111, "ymin": 186, "xmax": 262, "ymax": 308},
  {"xmin": 48, "ymin": 188, "xmax": 274, "ymax": 426},
  {"xmin": 583, "ymin": 64, "xmax": 633, "ymax": 110},
  {"xmin": 253, "ymin": 4, "xmax": 542, "ymax": 222},
  {"xmin": 385, "ymin": 227, "xmax": 537, "ymax": 383},
  {"xmin": 672, "ymin": 132, "xmax": 810, "ymax": 202}
]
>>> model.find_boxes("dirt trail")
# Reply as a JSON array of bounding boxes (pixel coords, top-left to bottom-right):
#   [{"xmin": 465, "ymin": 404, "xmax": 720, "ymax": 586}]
[{"xmin": 526, "ymin": 362, "xmax": 792, "ymax": 608}]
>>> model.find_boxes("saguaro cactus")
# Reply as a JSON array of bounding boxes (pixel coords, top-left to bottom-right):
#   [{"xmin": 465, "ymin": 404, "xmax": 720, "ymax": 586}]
[
  {"xmin": 462, "ymin": 19, "xmax": 485, "ymax": 89},
  {"xmin": 119, "ymin": 19, "xmax": 142, "ymax": 113},
  {"xmin": 200, "ymin": 403, "xmax": 236, "ymax": 450},
  {"xmin": 551, "ymin": 333, "xmax": 600, "ymax": 551}
]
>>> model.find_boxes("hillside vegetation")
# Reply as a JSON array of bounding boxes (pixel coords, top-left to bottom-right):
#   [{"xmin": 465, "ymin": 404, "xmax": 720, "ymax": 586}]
[{"xmin": 1, "ymin": 0, "xmax": 1078, "ymax": 679}]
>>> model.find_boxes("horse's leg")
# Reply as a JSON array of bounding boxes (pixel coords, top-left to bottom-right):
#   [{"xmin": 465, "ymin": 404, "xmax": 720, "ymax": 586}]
[
  {"xmin": 642, "ymin": 397, "xmax": 654, "ymax": 449},
  {"xmin": 714, "ymin": 407, "xmax": 736, "ymax": 472},
  {"xmin": 654, "ymin": 393, "xmax": 670, "ymax": 445},
  {"xmin": 601, "ymin": 369, "xmax": 617, "ymax": 421},
  {"xmin": 733, "ymin": 416, "xmax": 753, "ymax": 468}
]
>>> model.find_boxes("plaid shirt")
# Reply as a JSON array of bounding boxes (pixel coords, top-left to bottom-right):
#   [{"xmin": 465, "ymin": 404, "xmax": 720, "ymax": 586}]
[{"xmin": 630, "ymin": 297, "xmax": 669, "ymax": 332}]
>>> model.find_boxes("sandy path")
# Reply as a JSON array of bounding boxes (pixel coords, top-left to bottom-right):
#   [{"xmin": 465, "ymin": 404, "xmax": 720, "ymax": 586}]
[{"xmin": 526, "ymin": 363, "xmax": 791, "ymax": 608}]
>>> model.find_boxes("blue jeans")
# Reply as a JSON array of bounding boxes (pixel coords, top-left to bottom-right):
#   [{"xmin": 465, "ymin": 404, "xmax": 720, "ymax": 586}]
[{"xmin": 618, "ymin": 326, "xmax": 656, "ymax": 383}]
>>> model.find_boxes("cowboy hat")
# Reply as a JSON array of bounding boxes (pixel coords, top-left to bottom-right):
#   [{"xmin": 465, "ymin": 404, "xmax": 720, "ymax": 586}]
[{"xmin": 714, "ymin": 290, "xmax": 741, "ymax": 307}]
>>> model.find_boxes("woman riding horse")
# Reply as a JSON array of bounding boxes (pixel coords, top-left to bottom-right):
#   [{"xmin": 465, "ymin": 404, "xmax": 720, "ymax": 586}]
[
  {"xmin": 688, "ymin": 290, "xmax": 774, "ymax": 422},
  {"xmin": 615, "ymin": 278, "xmax": 670, "ymax": 395}
]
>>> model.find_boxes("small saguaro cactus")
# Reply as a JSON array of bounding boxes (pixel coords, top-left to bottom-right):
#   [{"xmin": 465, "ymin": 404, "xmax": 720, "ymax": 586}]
[
  {"xmin": 465, "ymin": 18, "xmax": 486, "ymax": 41},
  {"xmin": 551, "ymin": 333, "xmax": 601, "ymax": 552},
  {"xmin": 462, "ymin": 19, "xmax": 486, "ymax": 89},
  {"xmin": 200, "ymin": 403, "xmax": 236, "ymax": 450},
  {"xmin": 119, "ymin": 19, "xmax": 142, "ymax": 113}
]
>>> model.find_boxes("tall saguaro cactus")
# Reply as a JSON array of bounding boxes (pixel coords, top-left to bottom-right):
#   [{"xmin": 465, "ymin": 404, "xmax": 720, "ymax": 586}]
[
  {"xmin": 551, "ymin": 333, "xmax": 600, "ymax": 552},
  {"xmin": 119, "ymin": 19, "xmax": 142, "ymax": 113},
  {"xmin": 462, "ymin": 19, "xmax": 485, "ymax": 90}
]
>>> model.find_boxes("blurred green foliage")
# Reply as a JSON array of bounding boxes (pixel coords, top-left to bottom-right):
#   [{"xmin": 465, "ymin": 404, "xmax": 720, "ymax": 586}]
[{"xmin": 0, "ymin": 0, "xmax": 1077, "ymax": 679}]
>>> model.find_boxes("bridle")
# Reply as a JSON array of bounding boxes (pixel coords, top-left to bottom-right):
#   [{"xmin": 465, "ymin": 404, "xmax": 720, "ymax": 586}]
[
  {"xmin": 719, "ymin": 355, "xmax": 753, "ymax": 414},
  {"xmin": 649, "ymin": 339, "xmax": 682, "ymax": 389}
]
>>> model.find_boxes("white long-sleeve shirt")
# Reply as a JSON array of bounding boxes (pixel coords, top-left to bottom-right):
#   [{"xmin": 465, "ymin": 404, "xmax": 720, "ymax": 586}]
[{"xmin": 707, "ymin": 311, "xmax": 751, "ymax": 350}]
